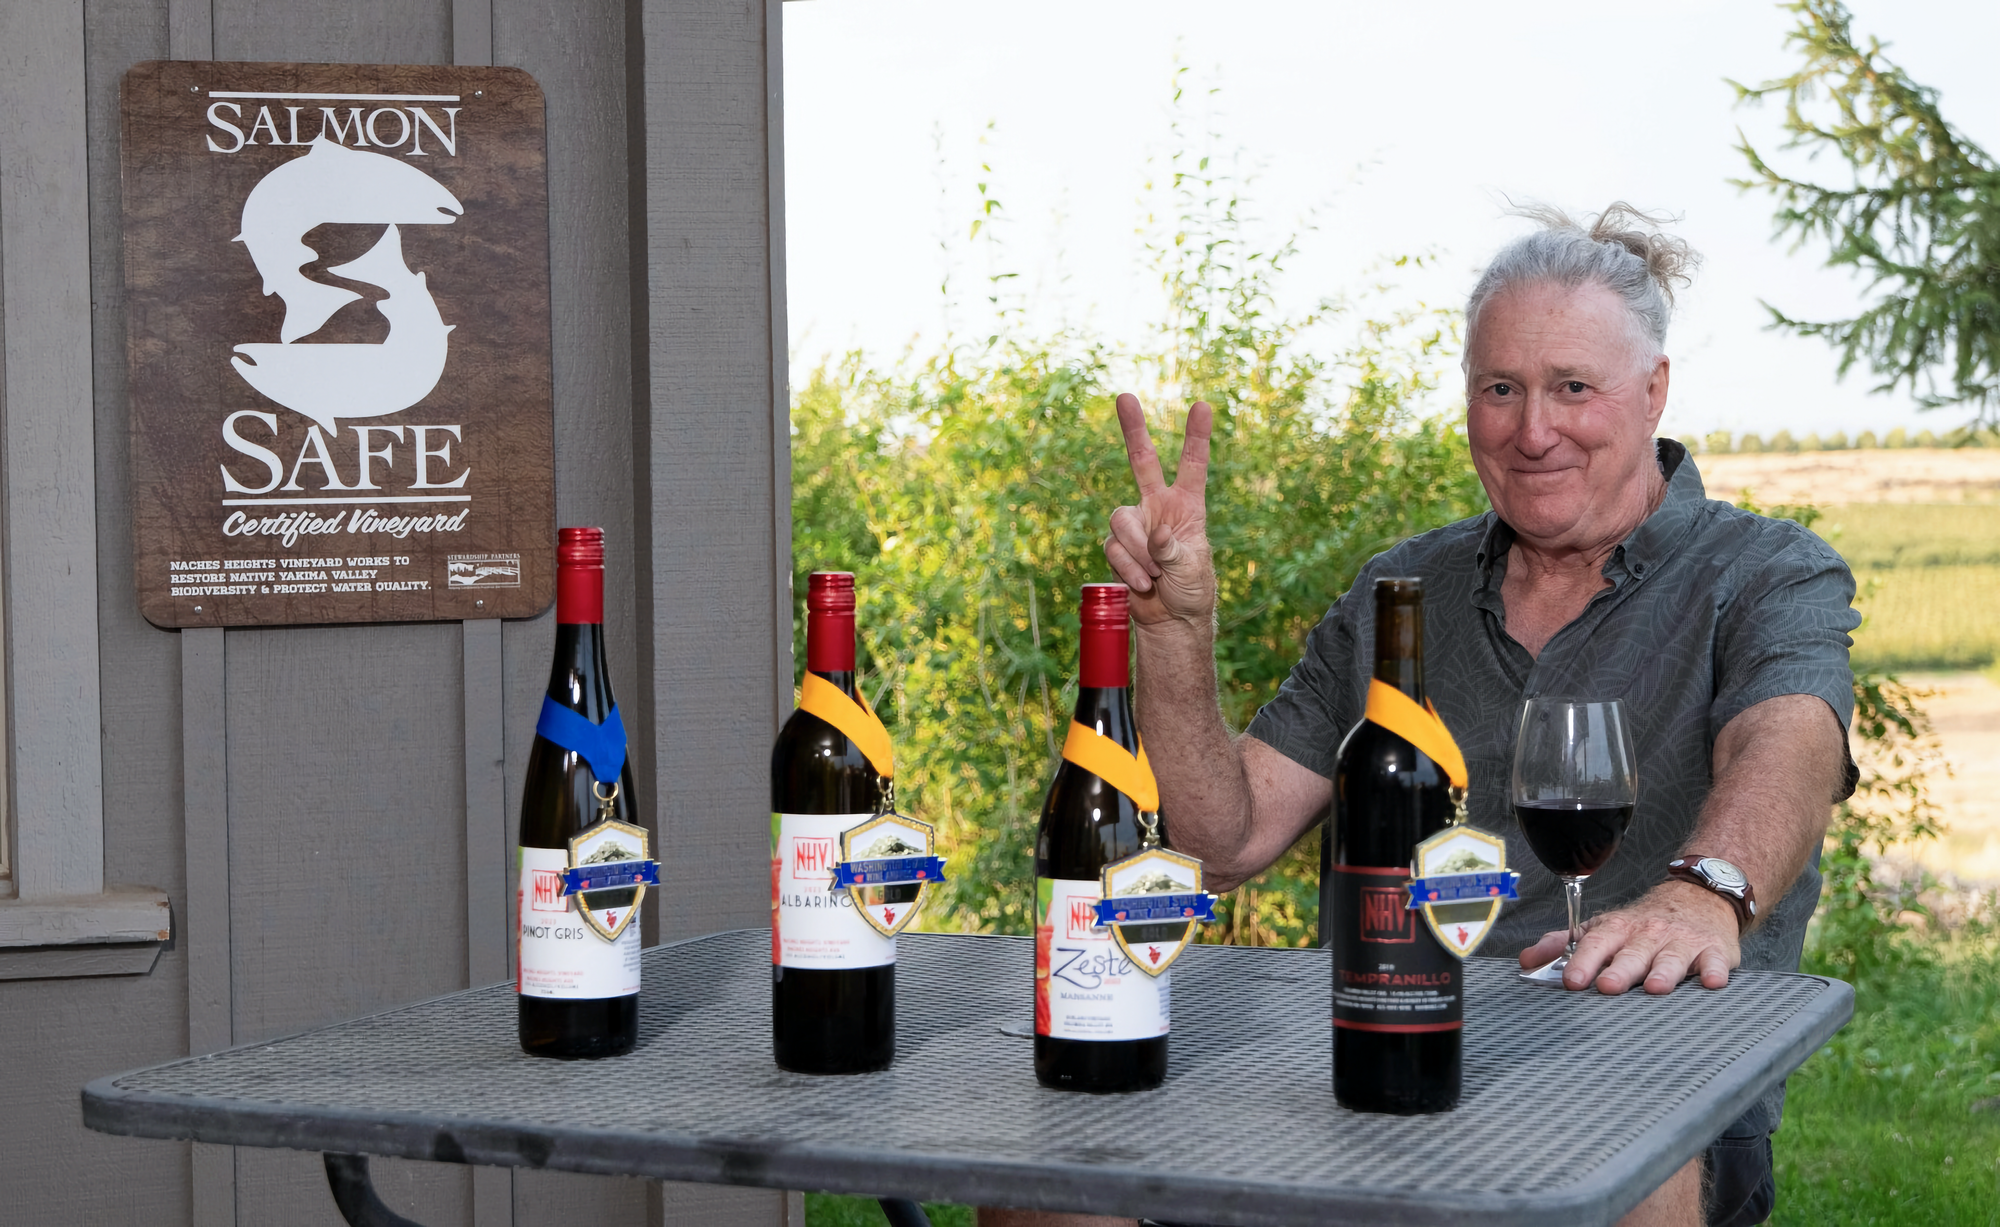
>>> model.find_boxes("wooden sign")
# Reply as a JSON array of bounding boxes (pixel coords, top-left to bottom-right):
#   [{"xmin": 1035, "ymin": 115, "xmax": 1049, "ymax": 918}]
[{"xmin": 121, "ymin": 61, "xmax": 555, "ymax": 627}]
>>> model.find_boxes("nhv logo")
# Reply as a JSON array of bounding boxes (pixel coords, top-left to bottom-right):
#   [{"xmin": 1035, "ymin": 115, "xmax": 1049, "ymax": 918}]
[
  {"xmin": 1066, "ymin": 896, "xmax": 1102, "ymax": 941},
  {"xmin": 792, "ymin": 836, "xmax": 835, "ymax": 881}
]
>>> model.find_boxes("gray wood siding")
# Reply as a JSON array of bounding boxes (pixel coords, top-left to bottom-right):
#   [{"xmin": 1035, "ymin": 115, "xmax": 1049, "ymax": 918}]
[{"xmin": 0, "ymin": 1, "xmax": 793, "ymax": 1224}]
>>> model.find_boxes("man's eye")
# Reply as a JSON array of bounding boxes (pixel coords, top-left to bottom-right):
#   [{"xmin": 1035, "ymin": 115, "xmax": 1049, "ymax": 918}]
[
  {"xmin": 1565, "ymin": 381, "xmax": 1587, "ymax": 394},
  {"xmin": 1491, "ymin": 382, "xmax": 1513, "ymax": 397}
]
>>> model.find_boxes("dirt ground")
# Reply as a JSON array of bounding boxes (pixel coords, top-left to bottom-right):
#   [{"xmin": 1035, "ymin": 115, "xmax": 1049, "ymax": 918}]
[
  {"xmin": 1699, "ymin": 449, "xmax": 2000, "ymax": 888},
  {"xmin": 1698, "ymin": 447, "xmax": 2000, "ymax": 505},
  {"xmin": 1893, "ymin": 672, "xmax": 2000, "ymax": 888}
]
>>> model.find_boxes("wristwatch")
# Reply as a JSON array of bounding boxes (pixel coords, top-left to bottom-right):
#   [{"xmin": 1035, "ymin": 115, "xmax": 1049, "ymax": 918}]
[{"xmin": 1666, "ymin": 856, "xmax": 1757, "ymax": 933}]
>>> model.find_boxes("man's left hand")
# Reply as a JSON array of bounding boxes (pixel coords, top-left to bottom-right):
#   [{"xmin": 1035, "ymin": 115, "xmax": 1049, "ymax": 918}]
[{"xmin": 1518, "ymin": 880, "xmax": 1741, "ymax": 994}]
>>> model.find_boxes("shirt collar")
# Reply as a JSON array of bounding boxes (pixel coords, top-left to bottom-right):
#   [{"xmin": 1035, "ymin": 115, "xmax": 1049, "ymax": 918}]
[{"xmin": 1474, "ymin": 438, "xmax": 1706, "ymax": 589}]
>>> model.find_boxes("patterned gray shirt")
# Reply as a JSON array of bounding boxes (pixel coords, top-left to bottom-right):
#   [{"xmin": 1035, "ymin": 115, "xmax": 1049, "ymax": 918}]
[{"xmin": 1245, "ymin": 440, "xmax": 1860, "ymax": 973}]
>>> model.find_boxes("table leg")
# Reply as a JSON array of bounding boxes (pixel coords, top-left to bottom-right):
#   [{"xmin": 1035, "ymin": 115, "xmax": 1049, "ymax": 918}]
[
  {"xmin": 324, "ymin": 1153, "xmax": 431, "ymax": 1227},
  {"xmin": 879, "ymin": 1198, "xmax": 933, "ymax": 1227}
]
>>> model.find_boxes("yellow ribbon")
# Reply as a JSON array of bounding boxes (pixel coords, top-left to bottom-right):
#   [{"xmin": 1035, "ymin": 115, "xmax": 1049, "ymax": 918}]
[
  {"xmin": 1364, "ymin": 679, "xmax": 1468, "ymax": 789},
  {"xmin": 1060, "ymin": 721, "xmax": 1159, "ymax": 814},
  {"xmin": 797, "ymin": 672, "xmax": 895, "ymax": 779}
]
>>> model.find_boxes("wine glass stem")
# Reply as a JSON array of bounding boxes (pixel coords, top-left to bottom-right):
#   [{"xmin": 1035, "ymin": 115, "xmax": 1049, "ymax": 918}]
[{"xmin": 1563, "ymin": 876, "xmax": 1586, "ymax": 958}]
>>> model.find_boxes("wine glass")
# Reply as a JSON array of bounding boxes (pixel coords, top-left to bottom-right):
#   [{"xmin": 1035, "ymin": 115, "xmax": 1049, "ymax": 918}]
[{"xmin": 1512, "ymin": 698, "xmax": 1638, "ymax": 985}]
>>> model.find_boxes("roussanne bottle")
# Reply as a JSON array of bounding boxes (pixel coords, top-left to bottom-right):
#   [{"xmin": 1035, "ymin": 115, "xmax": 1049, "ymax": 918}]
[
  {"xmin": 1034, "ymin": 582, "xmax": 1169, "ymax": 1092},
  {"xmin": 771, "ymin": 572, "xmax": 898, "ymax": 1073},
  {"xmin": 517, "ymin": 527, "xmax": 641, "ymax": 1058},
  {"xmin": 1330, "ymin": 577, "xmax": 1462, "ymax": 1112}
]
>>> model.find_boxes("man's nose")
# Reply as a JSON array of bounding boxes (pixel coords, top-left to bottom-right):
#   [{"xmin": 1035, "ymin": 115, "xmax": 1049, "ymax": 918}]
[{"xmin": 1515, "ymin": 390, "xmax": 1562, "ymax": 455}]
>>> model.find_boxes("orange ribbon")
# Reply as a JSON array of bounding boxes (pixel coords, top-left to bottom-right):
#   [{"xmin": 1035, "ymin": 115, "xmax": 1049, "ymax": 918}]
[
  {"xmin": 1360, "ymin": 683, "xmax": 1472, "ymax": 787},
  {"xmin": 1060, "ymin": 721, "xmax": 1159, "ymax": 814},
  {"xmin": 797, "ymin": 673, "xmax": 895, "ymax": 779},
  {"xmin": 1364, "ymin": 679, "xmax": 1468, "ymax": 789}
]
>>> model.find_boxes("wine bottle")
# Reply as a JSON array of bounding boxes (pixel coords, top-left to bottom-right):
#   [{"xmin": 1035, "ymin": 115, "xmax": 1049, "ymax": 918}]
[
  {"xmin": 1034, "ymin": 582, "xmax": 1169, "ymax": 1093},
  {"xmin": 771, "ymin": 572, "xmax": 900, "ymax": 1073},
  {"xmin": 1330, "ymin": 577, "xmax": 1462, "ymax": 1112},
  {"xmin": 518, "ymin": 526, "xmax": 642, "ymax": 1059}
]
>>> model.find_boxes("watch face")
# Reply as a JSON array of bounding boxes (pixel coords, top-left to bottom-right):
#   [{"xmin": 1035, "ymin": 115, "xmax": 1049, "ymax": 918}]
[{"xmin": 1698, "ymin": 858, "xmax": 1748, "ymax": 891}]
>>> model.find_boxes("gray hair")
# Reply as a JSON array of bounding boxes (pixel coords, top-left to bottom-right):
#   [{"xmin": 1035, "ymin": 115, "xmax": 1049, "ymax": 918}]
[{"xmin": 1463, "ymin": 202, "xmax": 1700, "ymax": 367}]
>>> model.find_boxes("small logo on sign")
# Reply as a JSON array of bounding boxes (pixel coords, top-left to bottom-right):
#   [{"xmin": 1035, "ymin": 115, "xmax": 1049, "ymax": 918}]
[
  {"xmin": 1360, "ymin": 887, "xmax": 1415, "ymax": 943},
  {"xmin": 448, "ymin": 553, "xmax": 522, "ymax": 587},
  {"xmin": 793, "ymin": 836, "xmax": 836, "ymax": 880}
]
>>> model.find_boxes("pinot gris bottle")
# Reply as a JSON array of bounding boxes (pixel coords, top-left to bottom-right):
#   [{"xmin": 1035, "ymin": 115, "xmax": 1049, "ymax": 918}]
[
  {"xmin": 771, "ymin": 572, "xmax": 899, "ymax": 1073},
  {"xmin": 1330, "ymin": 577, "xmax": 1461, "ymax": 1112},
  {"xmin": 518, "ymin": 527, "xmax": 642, "ymax": 1059},
  {"xmin": 1034, "ymin": 582, "xmax": 1169, "ymax": 1093}
]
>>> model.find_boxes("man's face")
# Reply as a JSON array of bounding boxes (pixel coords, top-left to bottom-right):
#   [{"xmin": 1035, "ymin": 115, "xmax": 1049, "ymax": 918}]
[{"xmin": 1464, "ymin": 280, "xmax": 1669, "ymax": 553}]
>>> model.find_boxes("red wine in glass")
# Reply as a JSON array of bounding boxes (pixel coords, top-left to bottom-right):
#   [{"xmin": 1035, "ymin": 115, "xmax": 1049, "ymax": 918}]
[{"xmin": 1513, "ymin": 801, "xmax": 1635, "ymax": 878}]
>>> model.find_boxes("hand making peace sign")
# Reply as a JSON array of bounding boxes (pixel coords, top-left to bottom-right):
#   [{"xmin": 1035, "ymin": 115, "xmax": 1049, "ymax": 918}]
[{"xmin": 1103, "ymin": 393, "xmax": 1217, "ymax": 629}]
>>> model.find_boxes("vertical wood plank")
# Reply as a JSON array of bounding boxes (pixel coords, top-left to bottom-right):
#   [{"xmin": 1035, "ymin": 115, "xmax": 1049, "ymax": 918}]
[
  {"xmin": 765, "ymin": 0, "xmax": 794, "ymax": 731},
  {"xmin": 166, "ymin": 8, "xmax": 223, "ymax": 1225},
  {"xmin": 463, "ymin": 617, "xmax": 512, "ymax": 1227},
  {"xmin": 453, "ymin": 0, "xmax": 493, "ymax": 68},
  {"xmin": 166, "ymin": 0, "xmax": 213, "ymax": 59},
  {"xmin": 631, "ymin": 0, "xmax": 781, "ymax": 936},
  {"xmin": 463, "ymin": 619, "xmax": 507, "ymax": 988},
  {"xmin": 0, "ymin": 0, "xmax": 106, "ymax": 901},
  {"xmin": 182, "ymin": 626, "xmax": 234, "ymax": 1227}
]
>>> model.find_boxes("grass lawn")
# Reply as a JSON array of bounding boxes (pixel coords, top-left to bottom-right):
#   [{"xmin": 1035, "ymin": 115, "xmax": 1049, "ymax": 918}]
[
  {"xmin": 1819, "ymin": 504, "xmax": 2000, "ymax": 571},
  {"xmin": 806, "ymin": 1195, "xmax": 972, "ymax": 1226},
  {"xmin": 1849, "ymin": 563, "xmax": 2000, "ymax": 672},
  {"xmin": 1804, "ymin": 503, "xmax": 2000, "ymax": 672},
  {"xmin": 1776, "ymin": 934, "xmax": 2000, "ymax": 1224}
]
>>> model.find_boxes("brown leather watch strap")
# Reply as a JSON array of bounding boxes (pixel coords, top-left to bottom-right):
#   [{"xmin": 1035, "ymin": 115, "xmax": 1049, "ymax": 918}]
[{"xmin": 1666, "ymin": 856, "xmax": 1756, "ymax": 934}]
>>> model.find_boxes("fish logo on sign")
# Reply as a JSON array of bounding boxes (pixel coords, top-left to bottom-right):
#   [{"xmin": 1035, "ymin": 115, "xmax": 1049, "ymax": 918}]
[{"xmin": 229, "ymin": 138, "xmax": 462, "ymax": 433}]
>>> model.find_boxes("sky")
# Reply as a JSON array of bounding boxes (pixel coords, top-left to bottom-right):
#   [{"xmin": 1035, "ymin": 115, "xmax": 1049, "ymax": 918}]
[{"xmin": 782, "ymin": 0, "xmax": 2000, "ymax": 440}]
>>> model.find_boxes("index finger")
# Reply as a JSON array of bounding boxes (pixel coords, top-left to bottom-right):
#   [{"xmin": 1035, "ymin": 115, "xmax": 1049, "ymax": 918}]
[{"xmin": 1115, "ymin": 393, "xmax": 1167, "ymax": 497}]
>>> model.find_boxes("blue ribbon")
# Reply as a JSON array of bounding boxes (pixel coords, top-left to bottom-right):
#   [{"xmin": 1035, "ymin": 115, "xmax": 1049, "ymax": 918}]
[
  {"xmin": 560, "ymin": 860, "xmax": 660, "ymax": 897},
  {"xmin": 536, "ymin": 697, "xmax": 628, "ymax": 783},
  {"xmin": 1406, "ymin": 870, "xmax": 1521, "ymax": 908},
  {"xmin": 832, "ymin": 855, "xmax": 947, "ymax": 888},
  {"xmin": 1093, "ymin": 892, "xmax": 1218, "ymax": 926}
]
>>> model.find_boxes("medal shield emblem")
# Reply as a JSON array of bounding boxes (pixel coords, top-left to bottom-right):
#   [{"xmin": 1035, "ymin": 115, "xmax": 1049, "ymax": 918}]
[
  {"xmin": 836, "ymin": 813, "xmax": 943, "ymax": 938},
  {"xmin": 1097, "ymin": 846, "xmax": 1210, "ymax": 977},
  {"xmin": 1411, "ymin": 824, "xmax": 1510, "ymax": 958},
  {"xmin": 565, "ymin": 819, "xmax": 652, "ymax": 942}
]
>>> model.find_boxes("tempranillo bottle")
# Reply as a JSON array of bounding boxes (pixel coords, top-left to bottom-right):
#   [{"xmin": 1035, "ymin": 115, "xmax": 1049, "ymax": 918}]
[
  {"xmin": 518, "ymin": 527, "xmax": 641, "ymax": 1058},
  {"xmin": 771, "ymin": 572, "xmax": 896, "ymax": 1073},
  {"xmin": 1034, "ymin": 582, "xmax": 1169, "ymax": 1093},
  {"xmin": 1330, "ymin": 577, "xmax": 1461, "ymax": 1112}
]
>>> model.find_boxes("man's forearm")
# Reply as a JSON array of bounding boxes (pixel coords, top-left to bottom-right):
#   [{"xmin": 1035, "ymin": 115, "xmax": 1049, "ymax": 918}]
[
  {"xmin": 1132, "ymin": 617, "xmax": 1259, "ymax": 885},
  {"xmin": 1675, "ymin": 694, "xmax": 1846, "ymax": 924}
]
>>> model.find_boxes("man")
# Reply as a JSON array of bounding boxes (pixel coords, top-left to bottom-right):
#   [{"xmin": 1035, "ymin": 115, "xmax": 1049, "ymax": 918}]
[{"xmin": 984, "ymin": 207, "xmax": 1858, "ymax": 1227}]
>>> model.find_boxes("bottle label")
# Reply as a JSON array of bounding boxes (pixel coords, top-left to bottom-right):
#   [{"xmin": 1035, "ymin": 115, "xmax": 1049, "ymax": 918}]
[
  {"xmin": 772, "ymin": 812, "xmax": 894, "ymax": 969},
  {"xmin": 1330, "ymin": 865, "xmax": 1462, "ymax": 1032},
  {"xmin": 517, "ymin": 846, "xmax": 641, "ymax": 999},
  {"xmin": 1035, "ymin": 877, "xmax": 1170, "ymax": 1041}
]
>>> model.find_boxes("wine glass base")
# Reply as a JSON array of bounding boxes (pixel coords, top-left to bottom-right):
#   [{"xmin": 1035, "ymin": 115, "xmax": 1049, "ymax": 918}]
[{"xmin": 1519, "ymin": 954, "xmax": 1571, "ymax": 985}]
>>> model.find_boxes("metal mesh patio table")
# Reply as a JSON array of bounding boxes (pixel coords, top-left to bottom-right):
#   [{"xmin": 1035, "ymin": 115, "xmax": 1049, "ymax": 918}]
[{"xmin": 83, "ymin": 929, "xmax": 1850, "ymax": 1226}]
